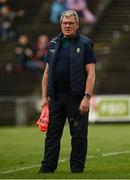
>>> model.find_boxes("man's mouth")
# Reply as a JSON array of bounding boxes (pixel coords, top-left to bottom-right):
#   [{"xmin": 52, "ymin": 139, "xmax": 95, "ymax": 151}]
[{"xmin": 65, "ymin": 30, "xmax": 71, "ymax": 33}]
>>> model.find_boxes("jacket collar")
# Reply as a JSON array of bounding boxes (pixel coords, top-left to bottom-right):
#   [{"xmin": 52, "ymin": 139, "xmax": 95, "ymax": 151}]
[{"xmin": 57, "ymin": 31, "xmax": 80, "ymax": 42}]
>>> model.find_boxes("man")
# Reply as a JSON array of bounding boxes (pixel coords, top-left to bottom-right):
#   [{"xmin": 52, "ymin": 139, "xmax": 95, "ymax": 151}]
[{"xmin": 39, "ymin": 10, "xmax": 96, "ymax": 173}]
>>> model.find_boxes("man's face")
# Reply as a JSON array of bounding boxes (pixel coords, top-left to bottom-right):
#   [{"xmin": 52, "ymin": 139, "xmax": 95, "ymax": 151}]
[{"xmin": 61, "ymin": 16, "xmax": 79, "ymax": 38}]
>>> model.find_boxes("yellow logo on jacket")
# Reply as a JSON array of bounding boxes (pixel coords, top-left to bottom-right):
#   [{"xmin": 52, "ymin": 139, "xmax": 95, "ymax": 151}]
[{"xmin": 77, "ymin": 48, "xmax": 80, "ymax": 53}]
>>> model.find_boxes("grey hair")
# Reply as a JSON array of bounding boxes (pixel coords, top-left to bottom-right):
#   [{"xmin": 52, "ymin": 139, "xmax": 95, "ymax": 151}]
[{"xmin": 60, "ymin": 10, "xmax": 79, "ymax": 23}]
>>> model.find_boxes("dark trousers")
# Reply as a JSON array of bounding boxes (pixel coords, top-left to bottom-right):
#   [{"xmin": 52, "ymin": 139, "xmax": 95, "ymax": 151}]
[{"xmin": 41, "ymin": 96, "xmax": 89, "ymax": 172}]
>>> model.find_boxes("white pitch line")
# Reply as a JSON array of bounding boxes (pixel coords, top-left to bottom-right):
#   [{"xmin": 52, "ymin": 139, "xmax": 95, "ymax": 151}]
[
  {"xmin": 102, "ymin": 150, "xmax": 130, "ymax": 157},
  {"xmin": 0, "ymin": 150, "xmax": 130, "ymax": 175},
  {"xmin": 58, "ymin": 158, "xmax": 68, "ymax": 163},
  {"xmin": 0, "ymin": 159, "xmax": 67, "ymax": 175},
  {"xmin": 0, "ymin": 164, "xmax": 40, "ymax": 175}
]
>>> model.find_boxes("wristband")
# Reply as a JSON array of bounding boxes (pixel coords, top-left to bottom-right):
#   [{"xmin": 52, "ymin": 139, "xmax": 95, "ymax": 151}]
[{"xmin": 84, "ymin": 92, "xmax": 91, "ymax": 99}]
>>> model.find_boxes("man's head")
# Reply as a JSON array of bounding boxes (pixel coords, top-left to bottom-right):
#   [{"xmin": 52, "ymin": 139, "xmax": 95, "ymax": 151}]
[{"xmin": 60, "ymin": 10, "xmax": 79, "ymax": 38}]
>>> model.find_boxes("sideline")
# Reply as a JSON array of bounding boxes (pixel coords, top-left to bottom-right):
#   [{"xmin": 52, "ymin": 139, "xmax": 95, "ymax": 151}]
[
  {"xmin": 0, "ymin": 159, "xmax": 67, "ymax": 175},
  {"xmin": 0, "ymin": 151, "xmax": 130, "ymax": 175}
]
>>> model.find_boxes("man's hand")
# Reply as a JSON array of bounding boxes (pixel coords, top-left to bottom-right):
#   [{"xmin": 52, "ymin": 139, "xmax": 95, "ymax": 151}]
[
  {"xmin": 41, "ymin": 97, "xmax": 49, "ymax": 109},
  {"xmin": 79, "ymin": 96, "xmax": 90, "ymax": 115}
]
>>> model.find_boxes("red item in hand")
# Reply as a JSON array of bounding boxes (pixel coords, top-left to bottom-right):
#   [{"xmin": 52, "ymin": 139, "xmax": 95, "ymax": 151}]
[{"xmin": 36, "ymin": 105, "xmax": 49, "ymax": 132}]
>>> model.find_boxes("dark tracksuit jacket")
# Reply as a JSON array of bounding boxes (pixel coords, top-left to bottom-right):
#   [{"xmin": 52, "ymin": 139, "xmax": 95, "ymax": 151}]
[{"xmin": 47, "ymin": 31, "xmax": 95, "ymax": 97}]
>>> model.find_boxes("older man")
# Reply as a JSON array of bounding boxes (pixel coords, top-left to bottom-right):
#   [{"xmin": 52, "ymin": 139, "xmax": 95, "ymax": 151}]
[{"xmin": 39, "ymin": 10, "xmax": 96, "ymax": 173}]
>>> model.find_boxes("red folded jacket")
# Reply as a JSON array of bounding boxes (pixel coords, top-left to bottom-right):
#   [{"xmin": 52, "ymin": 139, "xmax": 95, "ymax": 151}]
[{"xmin": 36, "ymin": 105, "xmax": 49, "ymax": 132}]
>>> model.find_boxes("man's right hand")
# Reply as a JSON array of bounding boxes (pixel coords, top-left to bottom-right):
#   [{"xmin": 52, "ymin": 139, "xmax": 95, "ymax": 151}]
[{"xmin": 41, "ymin": 97, "xmax": 49, "ymax": 108}]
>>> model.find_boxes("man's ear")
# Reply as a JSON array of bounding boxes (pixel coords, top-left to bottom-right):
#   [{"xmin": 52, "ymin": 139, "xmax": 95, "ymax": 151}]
[{"xmin": 77, "ymin": 22, "xmax": 79, "ymax": 29}]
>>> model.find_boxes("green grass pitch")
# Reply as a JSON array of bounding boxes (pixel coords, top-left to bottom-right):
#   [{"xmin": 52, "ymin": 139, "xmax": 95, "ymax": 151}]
[{"xmin": 0, "ymin": 124, "xmax": 130, "ymax": 179}]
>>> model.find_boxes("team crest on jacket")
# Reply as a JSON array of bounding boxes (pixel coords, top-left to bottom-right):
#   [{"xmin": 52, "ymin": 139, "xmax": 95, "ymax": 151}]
[{"xmin": 76, "ymin": 48, "xmax": 80, "ymax": 53}]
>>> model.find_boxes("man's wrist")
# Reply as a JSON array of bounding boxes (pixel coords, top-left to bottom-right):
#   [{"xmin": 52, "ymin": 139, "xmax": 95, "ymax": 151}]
[
  {"xmin": 42, "ymin": 96, "xmax": 48, "ymax": 99},
  {"xmin": 84, "ymin": 92, "xmax": 91, "ymax": 99}
]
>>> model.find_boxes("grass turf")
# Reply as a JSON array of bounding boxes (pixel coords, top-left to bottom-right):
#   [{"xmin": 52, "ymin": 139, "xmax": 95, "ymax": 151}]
[{"xmin": 0, "ymin": 124, "xmax": 130, "ymax": 179}]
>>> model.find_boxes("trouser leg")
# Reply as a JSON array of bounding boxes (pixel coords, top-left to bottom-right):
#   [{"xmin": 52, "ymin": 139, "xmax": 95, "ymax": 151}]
[
  {"xmin": 66, "ymin": 98, "xmax": 89, "ymax": 172},
  {"xmin": 40, "ymin": 98, "xmax": 66, "ymax": 172}
]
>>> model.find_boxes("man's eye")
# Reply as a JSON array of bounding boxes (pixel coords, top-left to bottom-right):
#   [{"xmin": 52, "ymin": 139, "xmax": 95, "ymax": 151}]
[{"xmin": 62, "ymin": 22, "xmax": 75, "ymax": 25}]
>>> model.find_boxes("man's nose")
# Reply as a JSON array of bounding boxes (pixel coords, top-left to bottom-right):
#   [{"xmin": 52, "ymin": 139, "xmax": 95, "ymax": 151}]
[{"xmin": 66, "ymin": 23, "xmax": 70, "ymax": 27}]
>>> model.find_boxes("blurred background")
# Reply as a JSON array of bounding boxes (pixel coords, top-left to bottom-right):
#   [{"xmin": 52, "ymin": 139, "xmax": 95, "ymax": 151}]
[{"xmin": 0, "ymin": 0, "xmax": 130, "ymax": 126}]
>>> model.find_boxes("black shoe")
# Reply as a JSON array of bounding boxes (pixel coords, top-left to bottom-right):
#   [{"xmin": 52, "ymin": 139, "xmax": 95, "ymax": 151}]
[
  {"xmin": 38, "ymin": 167, "xmax": 55, "ymax": 173},
  {"xmin": 71, "ymin": 170, "xmax": 83, "ymax": 173}
]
